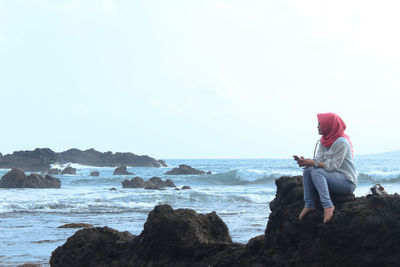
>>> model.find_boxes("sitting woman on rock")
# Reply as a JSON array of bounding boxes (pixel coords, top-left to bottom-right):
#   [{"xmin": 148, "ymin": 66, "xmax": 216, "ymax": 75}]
[{"xmin": 293, "ymin": 113, "xmax": 358, "ymax": 223}]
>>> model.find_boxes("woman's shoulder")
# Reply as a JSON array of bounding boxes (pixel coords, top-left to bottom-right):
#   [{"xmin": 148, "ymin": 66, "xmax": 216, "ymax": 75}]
[{"xmin": 333, "ymin": 137, "xmax": 350, "ymax": 147}]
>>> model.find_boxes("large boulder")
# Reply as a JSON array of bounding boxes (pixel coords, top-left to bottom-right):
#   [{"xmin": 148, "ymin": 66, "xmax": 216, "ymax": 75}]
[
  {"xmin": 50, "ymin": 176, "xmax": 400, "ymax": 266},
  {"xmin": 50, "ymin": 205, "xmax": 236, "ymax": 267},
  {"xmin": 158, "ymin": 160, "xmax": 168, "ymax": 167},
  {"xmin": 165, "ymin": 164, "xmax": 209, "ymax": 175},
  {"xmin": 113, "ymin": 166, "xmax": 134, "ymax": 175},
  {"xmin": 122, "ymin": 177, "xmax": 146, "ymax": 188},
  {"xmin": 61, "ymin": 166, "xmax": 76, "ymax": 175},
  {"xmin": 0, "ymin": 168, "xmax": 61, "ymax": 188}
]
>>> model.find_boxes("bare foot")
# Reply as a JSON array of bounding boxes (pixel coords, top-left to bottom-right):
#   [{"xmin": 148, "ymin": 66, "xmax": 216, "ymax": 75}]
[
  {"xmin": 323, "ymin": 206, "xmax": 335, "ymax": 223},
  {"xmin": 299, "ymin": 207, "xmax": 316, "ymax": 220}
]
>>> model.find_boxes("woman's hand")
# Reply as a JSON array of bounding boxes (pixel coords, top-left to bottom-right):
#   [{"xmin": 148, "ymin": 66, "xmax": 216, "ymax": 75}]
[{"xmin": 293, "ymin": 155, "xmax": 315, "ymax": 168}]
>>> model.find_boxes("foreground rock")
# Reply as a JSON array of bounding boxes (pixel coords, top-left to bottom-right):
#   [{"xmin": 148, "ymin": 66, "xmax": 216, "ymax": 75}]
[
  {"xmin": 50, "ymin": 205, "xmax": 236, "ymax": 267},
  {"xmin": 50, "ymin": 176, "xmax": 400, "ymax": 266},
  {"xmin": 0, "ymin": 168, "xmax": 61, "ymax": 188},
  {"xmin": 122, "ymin": 176, "xmax": 176, "ymax": 189},
  {"xmin": 165, "ymin": 164, "xmax": 211, "ymax": 175},
  {"xmin": 61, "ymin": 166, "xmax": 76, "ymax": 175},
  {"xmin": 113, "ymin": 166, "xmax": 133, "ymax": 175},
  {"xmin": 0, "ymin": 148, "xmax": 164, "ymax": 172}
]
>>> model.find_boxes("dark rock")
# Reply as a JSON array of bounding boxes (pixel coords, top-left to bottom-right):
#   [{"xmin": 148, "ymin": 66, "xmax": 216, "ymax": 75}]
[
  {"xmin": 144, "ymin": 181, "xmax": 163, "ymax": 190},
  {"xmin": 50, "ymin": 176, "xmax": 400, "ymax": 266},
  {"xmin": 89, "ymin": 171, "xmax": 99, "ymax": 176},
  {"xmin": 0, "ymin": 148, "xmax": 164, "ymax": 172},
  {"xmin": 181, "ymin": 186, "xmax": 191, "ymax": 190},
  {"xmin": 47, "ymin": 168, "xmax": 61, "ymax": 175},
  {"xmin": 165, "ymin": 164, "xmax": 209, "ymax": 175},
  {"xmin": 206, "ymin": 171, "xmax": 212, "ymax": 175},
  {"xmin": 50, "ymin": 205, "xmax": 236, "ymax": 267},
  {"xmin": 148, "ymin": 176, "xmax": 164, "ymax": 186},
  {"xmin": 50, "ymin": 226, "xmax": 136, "ymax": 267},
  {"xmin": 113, "ymin": 166, "xmax": 133, "ymax": 175},
  {"xmin": 165, "ymin": 179, "xmax": 176, "ymax": 187},
  {"xmin": 17, "ymin": 264, "xmax": 42, "ymax": 267},
  {"xmin": 122, "ymin": 177, "xmax": 145, "ymax": 188},
  {"xmin": 0, "ymin": 168, "xmax": 61, "ymax": 188},
  {"xmin": 158, "ymin": 160, "xmax": 168, "ymax": 167},
  {"xmin": 58, "ymin": 223, "xmax": 93, "ymax": 228},
  {"xmin": 109, "ymin": 187, "xmax": 117, "ymax": 191},
  {"xmin": 61, "ymin": 166, "xmax": 76, "ymax": 175}
]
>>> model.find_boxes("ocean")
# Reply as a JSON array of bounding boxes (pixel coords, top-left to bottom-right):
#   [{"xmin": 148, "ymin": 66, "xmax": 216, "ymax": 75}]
[{"xmin": 1, "ymin": 158, "xmax": 400, "ymax": 266}]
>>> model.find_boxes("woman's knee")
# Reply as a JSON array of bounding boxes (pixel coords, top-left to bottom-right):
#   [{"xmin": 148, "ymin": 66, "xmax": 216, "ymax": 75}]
[
  {"xmin": 303, "ymin": 167, "xmax": 313, "ymax": 176},
  {"xmin": 311, "ymin": 168, "xmax": 326, "ymax": 177}
]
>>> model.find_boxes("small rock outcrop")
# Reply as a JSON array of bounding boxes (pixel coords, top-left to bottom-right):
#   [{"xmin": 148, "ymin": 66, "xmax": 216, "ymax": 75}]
[
  {"xmin": 89, "ymin": 171, "xmax": 99, "ymax": 176},
  {"xmin": 58, "ymin": 223, "xmax": 93, "ymax": 228},
  {"xmin": 0, "ymin": 168, "xmax": 61, "ymax": 188},
  {"xmin": 61, "ymin": 166, "xmax": 76, "ymax": 175},
  {"xmin": 164, "ymin": 164, "xmax": 210, "ymax": 175},
  {"xmin": 181, "ymin": 186, "xmax": 192, "ymax": 190},
  {"xmin": 158, "ymin": 160, "xmax": 168, "ymax": 167},
  {"xmin": 113, "ymin": 166, "xmax": 134, "ymax": 175},
  {"xmin": 47, "ymin": 168, "xmax": 61, "ymax": 175},
  {"xmin": 50, "ymin": 176, "xmax": 400, "ymax": 266},
  {"xmin": 122, "ymin": 177, "xmax": 146, "ymax": 188},
  {"xmin": 122, "ymin": 176, "xmax": 176, "ymax": 189}
]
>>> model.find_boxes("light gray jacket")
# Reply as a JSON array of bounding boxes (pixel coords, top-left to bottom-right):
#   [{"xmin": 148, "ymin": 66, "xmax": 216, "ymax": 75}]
[{"xmin": 315, "ymin": 137, "xmax": 358, "ymax": 186}]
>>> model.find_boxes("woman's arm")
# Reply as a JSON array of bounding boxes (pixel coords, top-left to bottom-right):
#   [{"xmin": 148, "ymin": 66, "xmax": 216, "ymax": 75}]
[{"xmin": 322, "ymin": 140, "xmax": 349, "ymax": 172}]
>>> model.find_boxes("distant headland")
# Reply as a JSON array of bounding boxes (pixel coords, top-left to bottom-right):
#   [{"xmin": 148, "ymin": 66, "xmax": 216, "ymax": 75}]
[
  {"xmin": 357, "ymin": 149, "xmax": 400, "ymax": 159},
  {"xmin": 0, "ymin": 148, "xmax": 167, "ymax": 172}
]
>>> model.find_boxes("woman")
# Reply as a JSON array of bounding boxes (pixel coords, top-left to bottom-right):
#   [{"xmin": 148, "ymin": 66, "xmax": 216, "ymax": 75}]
[{"xmin": 293, "ymin": 113, "xmax": 358, "ymax": 223}]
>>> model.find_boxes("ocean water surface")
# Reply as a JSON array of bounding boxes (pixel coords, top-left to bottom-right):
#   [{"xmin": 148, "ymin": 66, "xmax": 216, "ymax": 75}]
[{"xmin": 1, "ymin": 158, "xmax": 399, "ymax": 266}]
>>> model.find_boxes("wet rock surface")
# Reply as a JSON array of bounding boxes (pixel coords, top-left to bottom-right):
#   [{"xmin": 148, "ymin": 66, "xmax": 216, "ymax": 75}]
[
  {"xmin": 165, "ymin": 164, "xmax": 210, "ymax": 175},
  {"xmin": 50, "ymin": 176, "xmax": 400, "ymax": 266},
  {"xmin": 122, "ymin": 176, "xmax": 176, "ymax": 190},
  {"xmin": 47, "ymin": 168, "xmax": 61, "ymax": 175},
  {"xmin": 0, "ymin": 148, "xmax": 164, "ymax": 171},
  {"xmin": 89, "ymin": 171, "xmax": 99, "ymax": 176},
  {"xmin": 58, "ymin": 223, "xmax": 93, "ymax": 228},
  {"xmin": 0, "ymin": 168, "xmax": 61, "ymax": 188},
  {"xmin": 113, "ymin": 166, "xmax": 134, "ymax": 175}
]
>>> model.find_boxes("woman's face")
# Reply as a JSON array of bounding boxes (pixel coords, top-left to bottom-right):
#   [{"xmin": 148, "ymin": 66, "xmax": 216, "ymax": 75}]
[{"xmin": 317, "ymin": 122, "xmax": 322, "ymax": 135}]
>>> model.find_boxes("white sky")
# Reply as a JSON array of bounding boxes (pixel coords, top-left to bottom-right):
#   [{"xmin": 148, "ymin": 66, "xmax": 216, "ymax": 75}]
[{"xmin": 0, "ymin": 0, "xmax": 399, "ymax": 158}]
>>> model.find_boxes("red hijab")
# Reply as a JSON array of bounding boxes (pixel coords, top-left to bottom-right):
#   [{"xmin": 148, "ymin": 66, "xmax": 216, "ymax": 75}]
[{"xmin": 317, "ymin": 113, "xmax": 354, "ymax": 157}]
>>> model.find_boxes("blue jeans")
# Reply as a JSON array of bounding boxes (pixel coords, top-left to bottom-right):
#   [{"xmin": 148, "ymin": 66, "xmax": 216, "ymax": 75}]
[{"xmin": 303, "ymin": 167, "xmax": 356, "ymax": 208}]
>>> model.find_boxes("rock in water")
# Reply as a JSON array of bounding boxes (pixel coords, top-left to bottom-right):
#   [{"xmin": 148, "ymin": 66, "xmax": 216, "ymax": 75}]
[
  {"xmin": 0, "ymin": 168, "xmax": 61, "ymax": 188},
  {"xmin": 89, "ymin": 171, "xmax": 99, "ymax": 176},
  {"xmin": 122, "ymin": 177, "xmax": 146, "ymax": 188},
  {"xmin": 58, "ymin": 223, "xmax": 93, "ymax": 228},
  {"xmin": 113, "ymin": 166, "xmax": 134, "ymax": 175},
  {"xmin": 61, "ymin": 166, "xmax": 76, "ymax": 175},
  {"xmin": 164, "ymin": 164, "xmax": 209, "ymax": 175}
]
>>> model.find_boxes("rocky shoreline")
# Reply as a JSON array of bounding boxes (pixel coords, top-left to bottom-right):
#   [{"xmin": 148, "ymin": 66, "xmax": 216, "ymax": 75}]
[
  {"xmin": 0, "ymin": 148, "xmax": 166, "ymax": 172},
  {"xmin": 49, "ymin": 175, "xmax": 400, "ymax": 266}
]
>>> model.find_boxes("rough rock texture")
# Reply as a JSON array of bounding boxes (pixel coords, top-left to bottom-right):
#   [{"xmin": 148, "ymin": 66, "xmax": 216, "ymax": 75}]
[
  {"xmin": 122, "ymin": 176, "xmax": 176, "ymax": 189},
  {"xmin": 61, "ymin": 166, "xmax": 76, "ymax": 175},
  {"xmin": 50, "ymin": 205, "xmax": 237, "ymax": 267},
  {"xmin": 165, "ymin": 164, "xmax": 210, "ymax": 175},
  {"xmin": 0, "ymin": 148, "xmax": 164, "ymax": 172},
  {"xmin": 89, "ymin": 171, "xmax": 99, "ymax": 176},
  {"xmin": 50, "ymin": 176, "xmax": 400, "ymax": 266},
  {"xmin": 47, "ymin": 168, "xmax": 61, "ymax": 175},
  {"xmin": 113, "ymin": 166, "xmax": 134, "ymax": 175},
  {"xmin": 0, "ymin": 168, "xmax": 61, "ymax": 188},
  {"xmin": 58, "ymin": 223, "xmax": 93, "ymax": 228},
  {"xmin": 122, "ymin": 177, "xmax": 146, "ymax": 188}
]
